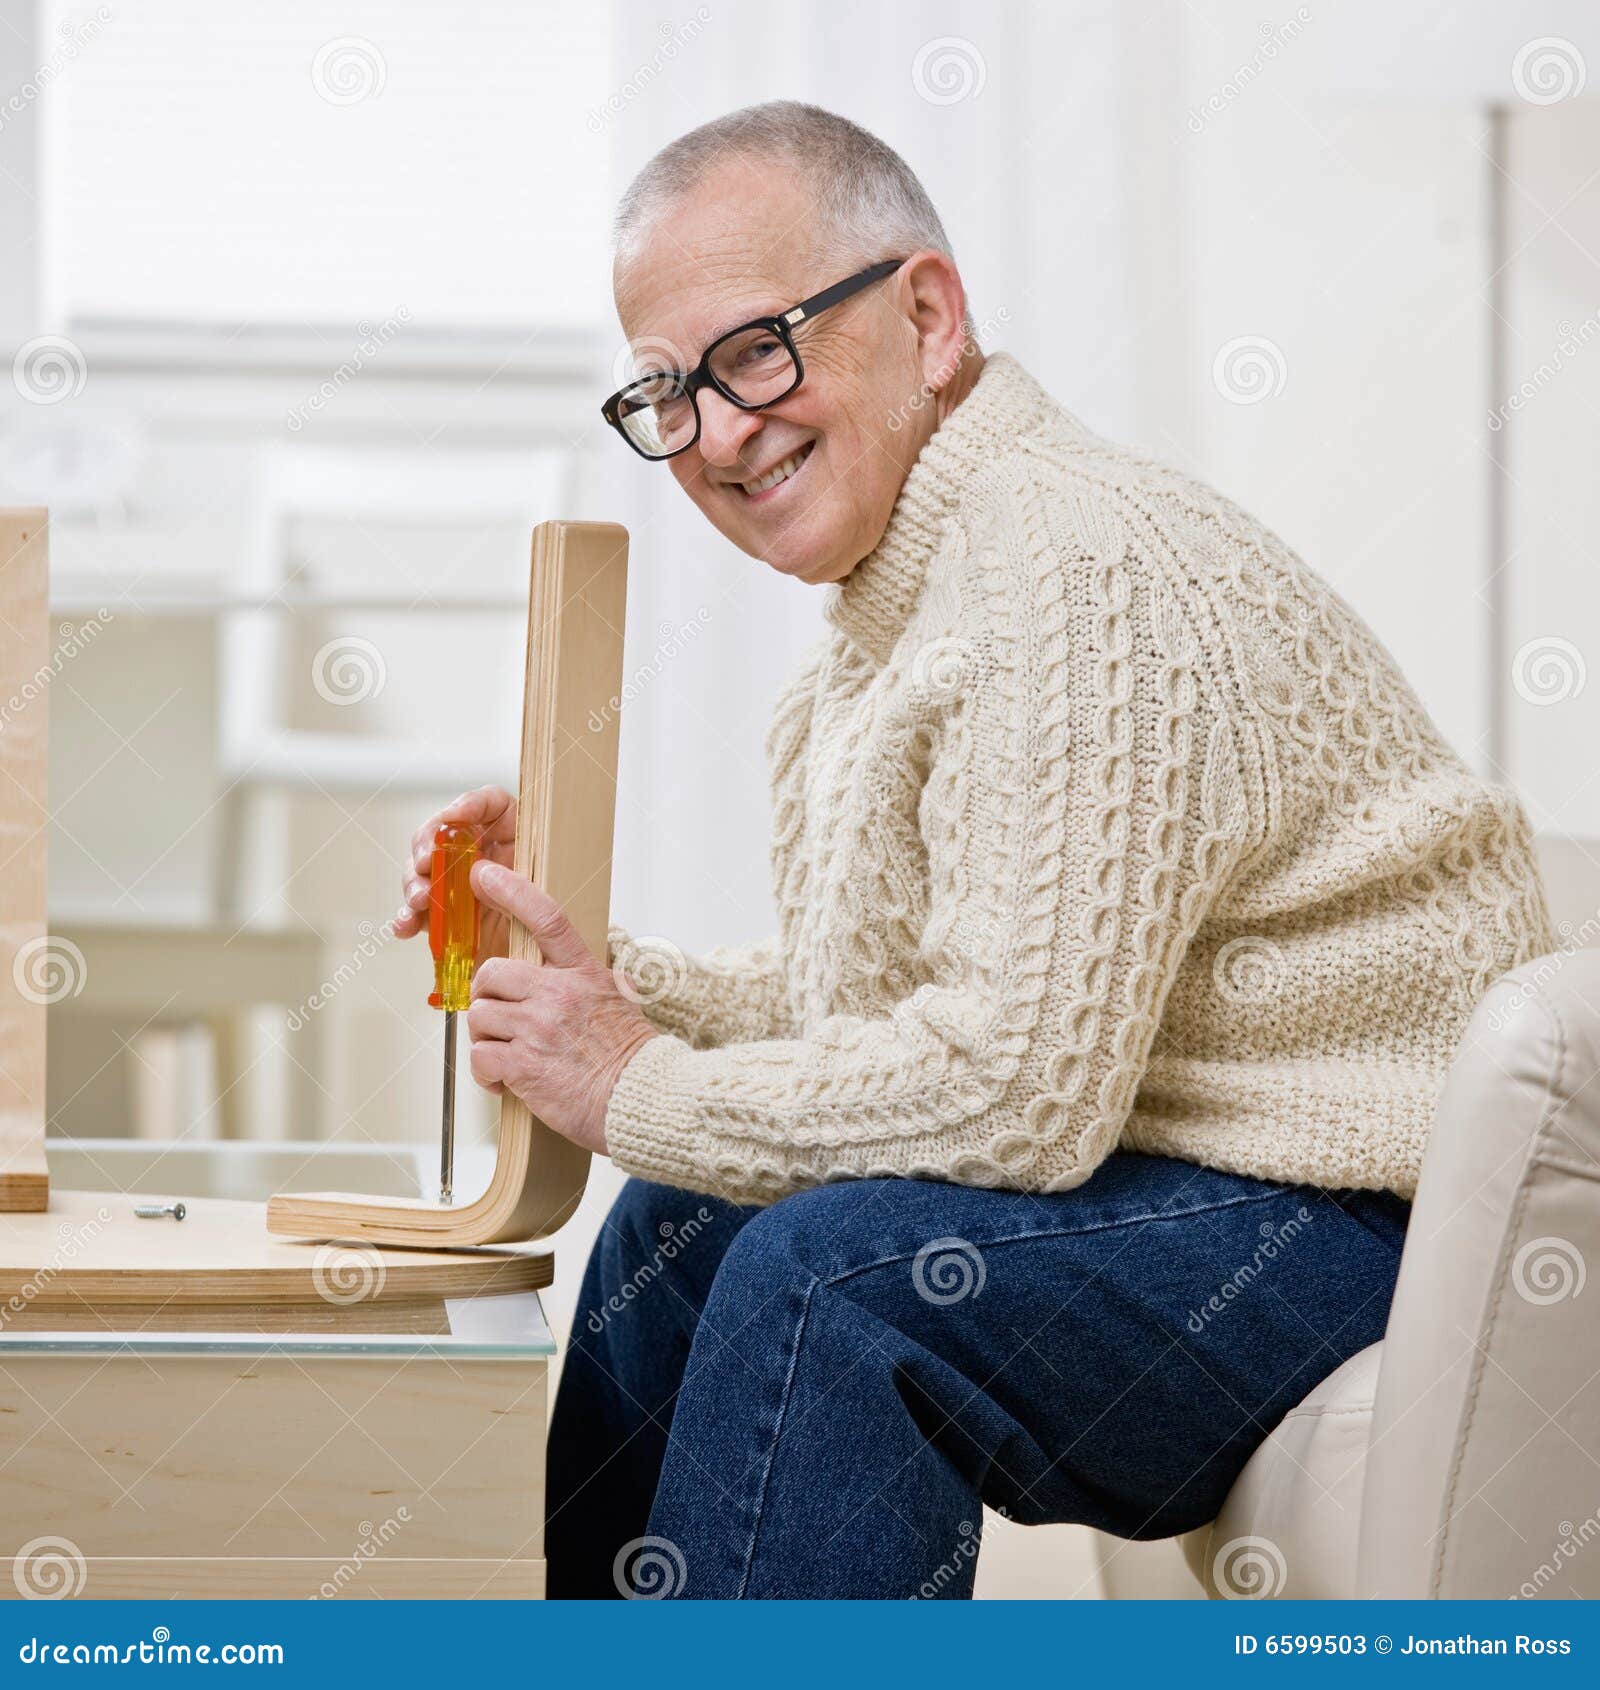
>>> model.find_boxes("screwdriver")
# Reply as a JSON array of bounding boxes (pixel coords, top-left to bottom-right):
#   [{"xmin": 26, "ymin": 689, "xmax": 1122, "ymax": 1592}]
[{"xmin": 428, "ymin": 821, "xmax": 483, "ymax": 1206}]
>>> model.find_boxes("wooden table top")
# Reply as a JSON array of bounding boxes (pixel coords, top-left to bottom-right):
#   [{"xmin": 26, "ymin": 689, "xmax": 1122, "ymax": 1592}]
[{"xmin": 0, "ymin": 1189, "xmax": 552, "ymax": 1306}]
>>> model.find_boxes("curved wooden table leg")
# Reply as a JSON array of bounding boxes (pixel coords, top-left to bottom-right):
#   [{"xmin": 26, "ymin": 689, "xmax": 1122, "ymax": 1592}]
[{"xmin": 268, "ymin": 520, "xmax": 628, "ymax": 1248}]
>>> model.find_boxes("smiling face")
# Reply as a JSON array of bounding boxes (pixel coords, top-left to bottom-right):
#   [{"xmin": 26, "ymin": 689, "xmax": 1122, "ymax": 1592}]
[{"xmin": 613, "ymin": 156, "xmax": 973, "ymax": 585}]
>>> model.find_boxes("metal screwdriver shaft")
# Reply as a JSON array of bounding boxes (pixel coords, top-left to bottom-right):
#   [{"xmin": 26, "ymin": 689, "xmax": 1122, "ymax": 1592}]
[
  {"xmin": 440, "ymin": 1010, "xmax": 458, "ymax": 1206},
  {"xmin": 428, "ymin": 821, "xmax": 483, "ymax": 1207}
]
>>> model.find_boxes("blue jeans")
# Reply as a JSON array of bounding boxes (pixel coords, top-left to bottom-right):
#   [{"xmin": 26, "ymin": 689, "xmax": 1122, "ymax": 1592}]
[{"xmin": 547, "ymin": 1154, "xmax": 1409, "ymax": 1599}]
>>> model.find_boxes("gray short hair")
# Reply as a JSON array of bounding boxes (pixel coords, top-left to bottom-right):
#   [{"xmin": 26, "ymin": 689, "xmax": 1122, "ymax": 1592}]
[{"xmin": 614, "ymin": 100, "xmax": 957, "ymax": 277}]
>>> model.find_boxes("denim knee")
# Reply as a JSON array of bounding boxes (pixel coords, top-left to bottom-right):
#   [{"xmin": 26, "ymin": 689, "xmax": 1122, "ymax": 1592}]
[{"xmin": 700, "ymin": 1181, "xmax": 881, "ymax": 1313}]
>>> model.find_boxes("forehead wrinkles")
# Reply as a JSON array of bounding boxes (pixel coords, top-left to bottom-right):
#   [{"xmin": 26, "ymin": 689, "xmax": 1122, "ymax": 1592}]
[
  {"xmin": 616, "ymin": 261, "xmax": 798, "ymax": 366},
  {"xmin": 615, "ymin": 159, "xmax": 832, "ymax": 342}
]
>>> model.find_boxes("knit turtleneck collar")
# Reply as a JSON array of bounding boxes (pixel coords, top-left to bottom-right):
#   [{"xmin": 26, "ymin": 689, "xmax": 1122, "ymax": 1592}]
[{"xmin": 823, "ymin": 353, "xmax": 1059, "ymax": 664}]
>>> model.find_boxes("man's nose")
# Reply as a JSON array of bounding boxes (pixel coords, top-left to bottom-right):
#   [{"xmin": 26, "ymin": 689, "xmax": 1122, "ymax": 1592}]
[{"xmin": 694, "ymin": 387, "xmax": 763, "ymax": 468}]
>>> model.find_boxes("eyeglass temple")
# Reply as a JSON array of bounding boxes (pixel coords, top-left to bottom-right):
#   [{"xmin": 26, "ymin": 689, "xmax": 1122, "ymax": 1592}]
[{"xmin": 781, "ymin": 258, "xmax": 906, "ymax": 326}]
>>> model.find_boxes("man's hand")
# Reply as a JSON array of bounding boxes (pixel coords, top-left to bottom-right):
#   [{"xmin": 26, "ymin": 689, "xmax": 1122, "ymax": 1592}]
[
  {"xmin": 465, "ymin": 859, "xmax": 658, "ymax": 1156},
  {"xmin": 395, "ymin": 786, "xmax": 519, "ymax": 960}
]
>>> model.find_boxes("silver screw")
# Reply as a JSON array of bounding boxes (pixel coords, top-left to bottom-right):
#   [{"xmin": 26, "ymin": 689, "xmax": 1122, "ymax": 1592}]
[{"xmin": 133, "ymin": 1201, "xmax": 186, "ymax": 1221}]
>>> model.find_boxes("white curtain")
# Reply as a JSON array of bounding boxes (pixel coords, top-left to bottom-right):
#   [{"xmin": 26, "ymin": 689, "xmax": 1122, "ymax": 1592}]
[{"xmin": 584, "ymin": 0, "xmax": 1143, "ymax": 955}]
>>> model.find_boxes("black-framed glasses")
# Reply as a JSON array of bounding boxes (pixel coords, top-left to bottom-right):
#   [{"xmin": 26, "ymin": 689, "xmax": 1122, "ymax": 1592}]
[{"xmin": 601, "ymin": 258, "xmax": 906, "ymax": 461}]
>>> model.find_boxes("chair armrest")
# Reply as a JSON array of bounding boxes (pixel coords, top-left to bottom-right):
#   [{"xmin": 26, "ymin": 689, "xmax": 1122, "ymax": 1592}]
[{"xmin": 1357, "ymin": 948, "xmax": 1600, "ymax": 1597}]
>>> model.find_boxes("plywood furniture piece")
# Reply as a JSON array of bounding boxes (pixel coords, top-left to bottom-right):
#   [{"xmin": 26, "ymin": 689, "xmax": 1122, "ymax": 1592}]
[
  {"xmin": 0, "ymin": 508, "xmax": 51, "ymax": 1212},
  {"xmin": 268, "ymin": 520, "xmax": 628, "ymax": 1247},
  {"xmin": 39, "ymin": 1559, "xmax": 544, "ymax": 1601},
  {"xmin": 0, "ymin": 1207, "xmax": 554, "ymax": 1600},
  {"xmin": 0, "ymin": 1187, "xmax": 551, "ymax": 1331}
]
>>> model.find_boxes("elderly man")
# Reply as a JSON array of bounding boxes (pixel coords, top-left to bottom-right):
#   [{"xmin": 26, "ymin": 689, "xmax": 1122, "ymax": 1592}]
[{"xmin": 397, "ymin": 103, "xmax": 1551, "ymax": 1599}]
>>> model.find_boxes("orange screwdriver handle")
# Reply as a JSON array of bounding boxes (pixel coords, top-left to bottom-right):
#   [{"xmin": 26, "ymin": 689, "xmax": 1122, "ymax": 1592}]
[{"xmin": 428, "ymin": 822, "xmax": 483, "ymax": 1012}]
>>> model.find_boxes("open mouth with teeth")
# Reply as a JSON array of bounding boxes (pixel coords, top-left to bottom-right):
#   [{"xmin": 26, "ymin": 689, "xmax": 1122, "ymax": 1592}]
[{"xmin": 739, "ymin": 439, "xmax": 815, "ymax": 501}]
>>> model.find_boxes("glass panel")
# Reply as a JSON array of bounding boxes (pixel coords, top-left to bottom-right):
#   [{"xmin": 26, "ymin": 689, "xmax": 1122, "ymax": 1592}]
[
  {"xmin": 0, "ymin": 1291, "xmax": 555, "ymax": 1359},
  {"xmin": 0, "ymin": 1334, "xmax": 554, "ymax": 1359}
]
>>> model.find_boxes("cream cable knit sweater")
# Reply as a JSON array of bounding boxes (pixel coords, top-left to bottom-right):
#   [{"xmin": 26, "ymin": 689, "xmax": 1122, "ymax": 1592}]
[{"xmin": 605, "ymin": 354, "xmax": 1552, "ymax": 1205}]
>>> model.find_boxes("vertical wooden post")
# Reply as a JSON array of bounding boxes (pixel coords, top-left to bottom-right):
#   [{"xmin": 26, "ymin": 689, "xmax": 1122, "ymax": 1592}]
[
  {"xmin": 269, "ymin": 520, "xmax": 628, "ymax": 1246},
  {"xmin": 0, "ymin": 509, "xmax": 52, "ymax": 1212}
]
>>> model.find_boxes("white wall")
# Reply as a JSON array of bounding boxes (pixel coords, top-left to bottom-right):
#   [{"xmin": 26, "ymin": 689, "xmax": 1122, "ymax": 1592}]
[{"xmin": 1506, "ymin": 95, "xmax": 1600, "ymax": 837}]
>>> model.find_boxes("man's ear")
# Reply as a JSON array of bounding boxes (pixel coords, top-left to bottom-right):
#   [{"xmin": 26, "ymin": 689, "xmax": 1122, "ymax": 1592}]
[{"xmin": 896, "ymin": 249, "xmax": 971, "ymax": 397}]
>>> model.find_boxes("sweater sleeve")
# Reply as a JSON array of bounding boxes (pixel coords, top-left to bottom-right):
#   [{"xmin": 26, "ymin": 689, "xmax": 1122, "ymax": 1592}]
[
  {"xmin": 604, "ymin": 510, "xmax": 1257, "ymax": 1206},
  {"xmin": 608, "ymin": 927, "xmax": 794, "ymax": 1049}
]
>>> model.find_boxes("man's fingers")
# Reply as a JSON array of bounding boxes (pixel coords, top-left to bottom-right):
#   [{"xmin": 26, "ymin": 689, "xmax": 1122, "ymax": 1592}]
[
  {"xmin": 411, "ymin": 787, "xmax": 517, "ymax": 873},
  {"xmin": 468, "ymin": 1039, "xmax": 506, "ymax": 1095},
  {"xmin": 402, "ymin": 790, "xmax": 519, "ymax": 951},
  {"xmin": 475, "ymin": 786, "xmax": 519, "ymax": 847},
  {"xmin": 470, "ymin": 861, "xmax": 593, "ymax": 968},
  {"xmin": 465, "ymin": 997, "xmax": 519, "ymax": 1042},
  {"xmin": 410, "ymin": 803, "xmax": 453, "ymax": 872},
  {"xmin": 470, "ymin": 957, "xmax": 538, "ymax": 1002}
]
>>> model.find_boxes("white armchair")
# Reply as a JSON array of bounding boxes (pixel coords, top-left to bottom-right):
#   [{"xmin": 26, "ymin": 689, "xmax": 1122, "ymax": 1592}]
[{"xmin": 1103, "ymin": 942, "xmax": 1600, "ymax": 1600}]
